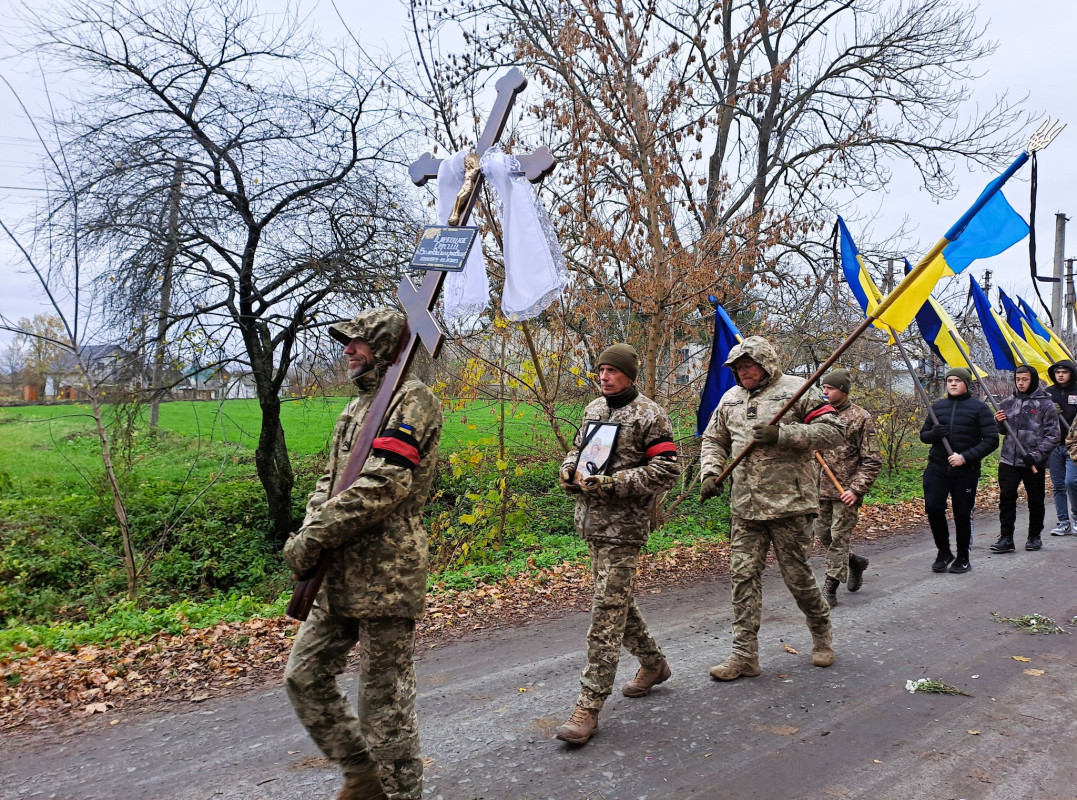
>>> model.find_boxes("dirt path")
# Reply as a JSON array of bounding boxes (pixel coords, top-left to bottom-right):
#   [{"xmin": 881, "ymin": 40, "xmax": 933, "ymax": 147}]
[{"xmin": 6, "ymin": 509, "xmax": 1077, "ymax": 800}]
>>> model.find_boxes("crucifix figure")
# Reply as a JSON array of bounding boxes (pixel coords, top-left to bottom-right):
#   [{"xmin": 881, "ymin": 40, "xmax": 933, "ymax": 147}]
[{"xmin": 287, "ymin": 67, "xmax": 556, "ymax": 621}]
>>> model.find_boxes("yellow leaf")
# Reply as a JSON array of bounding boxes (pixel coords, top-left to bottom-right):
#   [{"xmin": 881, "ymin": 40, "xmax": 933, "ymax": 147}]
[
  {"xmin": 781, "ymin": 644, "xmax": 799, "ymax": 655},
  {"xmin": 517, "ymin": 687, "xmax": 528, "ymax": 693},
  {"xmin": 1012, "ymin": 656, "xmax": 1032, "ymax": 662},
  {"xmin": 1024, "ymin": 668, "xmax": 1045, "ymax": 676},
  {"xmin": 967, "ymin": 730, "xmax": 980, "ymax": 735},
  {"xmin": 873, "ymin": 760, "xmax": 883, "ymax": 764}
]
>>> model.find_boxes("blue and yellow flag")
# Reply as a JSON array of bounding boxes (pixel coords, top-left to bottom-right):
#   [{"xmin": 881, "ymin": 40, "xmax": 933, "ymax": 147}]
[
  {"xmin": 837, "ymin": 217, "xmax": 893, "ymax": 339},
  {"xmin": 905, "ymin": 260, "xmax": 986, "ymax": 377},
  {"xmin": 1000, "ymin": 290, "xmax": 1067, "ymax": 364},
  {"xmin": 1018, "ymin": 295, "xmax": 1074, "ymax": 361},
  {"xmin": 697, "ymin": 300, "xmax": 743, "ymax": 436},
  {"xmin": 875, "ymin": 153, "xmax": 1031, "ymax": 332},
  {"xmin": 969, "ymin": 275, "xmax": 1050, "ymax": 373}
]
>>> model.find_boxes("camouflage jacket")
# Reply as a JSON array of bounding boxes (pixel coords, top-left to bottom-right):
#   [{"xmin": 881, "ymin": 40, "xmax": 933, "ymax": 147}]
[
  {"xmin": 561, "ymin": 389, "xmax": 681, "ymax": 547},
  {"xmin": 816, "ymin": 399, "xmax": 882, "ymax": 500},
  {"xmin": 700, "ymin": 337, "xmax": 844, "ymax": 520},
  {"xmin": 283, "ymin": 310, "xmax": 443, "ymax": 619}
]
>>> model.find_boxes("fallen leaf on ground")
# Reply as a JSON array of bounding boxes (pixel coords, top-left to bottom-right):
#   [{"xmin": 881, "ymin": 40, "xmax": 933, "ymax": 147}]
[
  {"xmin": 967, "ymin": 730, "xmax": 980, "ymax": 735},
  {"xmin": 1012, "ymin": 656, "xmax": 1031, "ymax": 662},
  {"xmin": 1024, "ymin": 668, "xmax": 1045, "ymax": 676},
  {"xmin": 752, "ymin": 723, "xmax": 798, "ymax": 736},
  {"xmin": 781, "ymin": 644, "xmax": 799, "ymax": 655}
]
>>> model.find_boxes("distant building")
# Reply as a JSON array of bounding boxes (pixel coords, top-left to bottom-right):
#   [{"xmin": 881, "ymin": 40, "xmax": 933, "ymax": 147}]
[{"xmin": 45, "ymin": 345, "xmax": 146, "ymax": 400}]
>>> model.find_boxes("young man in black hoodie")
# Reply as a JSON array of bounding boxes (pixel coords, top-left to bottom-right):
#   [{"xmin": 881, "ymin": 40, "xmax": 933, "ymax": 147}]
[
  {"xmin": 1045, "ymin": 360, "xmax": 1077, "ymax": 535},
  {"xmin": 991, "ymin": 366, "xmax": 1060, "ymax": 553},
  {"xmin": 920, "ymin": 367, "xmax": 999, "ymax": 573}
]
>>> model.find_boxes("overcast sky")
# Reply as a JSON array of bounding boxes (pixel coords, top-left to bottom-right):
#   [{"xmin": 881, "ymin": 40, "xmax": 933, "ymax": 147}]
[{"xmin": 0, "ymin": 0, "xmax": 1074, "ymax": 348}]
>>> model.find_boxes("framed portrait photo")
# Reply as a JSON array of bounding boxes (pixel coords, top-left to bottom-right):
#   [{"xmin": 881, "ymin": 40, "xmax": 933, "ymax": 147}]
[{"xmin": 572, "ymin": 421, "xmax": 621, "ymax": 485}]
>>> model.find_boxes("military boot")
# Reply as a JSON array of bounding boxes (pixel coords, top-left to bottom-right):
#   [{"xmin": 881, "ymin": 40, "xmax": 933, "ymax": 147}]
[
  {"xmin": 989, "ymin": 535, "xmax": 1016, "ymax": 553},
  {"xmin": 847, "ymin": 554, "xmax": 869, "ymax": 592},
  {"xmin": 708, "ymin": 654, "xmax": 761, "ymax": 681},
  {"xmin": 811, "ymin": 629, "xmax": 834, "ymax": 667},
  {"xmin": 622, "ymin": 658, "xmax": 672, "ymax": 698},
  {"xmin": 555, "ymin": 704, "xmax": 599, "ymax": 745},
  {"xmin": 1026, "ymin": 534, "xmax": 1043, "ymax": 551},
  {"xmin": 337, "ymin": 763, "xmax": 389, "ymax": 800},
  {"xmin": 822, "ymin": 576, "xmax": 839, "ymax": 608}
]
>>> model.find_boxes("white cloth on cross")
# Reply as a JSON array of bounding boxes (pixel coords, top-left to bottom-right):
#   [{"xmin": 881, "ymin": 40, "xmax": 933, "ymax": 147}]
[
  {"xmin": 437, "ymin": 152, "xmax": 491, "ymax": 323},
  {"xmin": 437, "ymin": 148, "xmax": 567, "ymax": 322}
]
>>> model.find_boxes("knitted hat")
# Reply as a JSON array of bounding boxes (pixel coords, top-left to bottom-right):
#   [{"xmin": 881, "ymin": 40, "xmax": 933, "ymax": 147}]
[
  {"xmin": 596, "ymin": 343, "xmax": 639, "ymax": 382},
  {"xmin": 820, "ymin": 368, "xmax": 851, "ymax": 394},
  {"xmin": 945, "ymin": 366, "xmax": 973, "ymax": 389}
]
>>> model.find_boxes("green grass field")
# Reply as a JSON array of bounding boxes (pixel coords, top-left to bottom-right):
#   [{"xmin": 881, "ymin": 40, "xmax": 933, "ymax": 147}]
[{"xmin": 0, "ymin": 396, "xmax": 574, "ymax": 493}]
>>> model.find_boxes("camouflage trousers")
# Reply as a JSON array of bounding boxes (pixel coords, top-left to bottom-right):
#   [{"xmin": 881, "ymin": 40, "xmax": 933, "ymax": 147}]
[
  {"xmin": 578, "ymin": 542, "xmax": 665, "ymax": 711},
  {"xmin": 285, "ymin": 606, "xmax": 422, "ymax": 800},
  {"xmin": 729, "ymin": 515, "xmax": 831, "ymax": 659},
  {"xmin": 812, "ymin": 498, "xmax": 861, "ymax": 583}
]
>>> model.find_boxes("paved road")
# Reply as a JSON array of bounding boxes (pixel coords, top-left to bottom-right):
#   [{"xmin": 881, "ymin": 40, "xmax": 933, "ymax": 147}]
[{"xmin": 6, "ymin": 510, "xmax": 1077, "ymax": 800}]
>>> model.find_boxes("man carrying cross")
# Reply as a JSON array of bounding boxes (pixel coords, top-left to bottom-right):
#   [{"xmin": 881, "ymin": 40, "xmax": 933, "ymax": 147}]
[{"xmin": 283, "ymin": 308, "xmax": 443, "ymax": 800}]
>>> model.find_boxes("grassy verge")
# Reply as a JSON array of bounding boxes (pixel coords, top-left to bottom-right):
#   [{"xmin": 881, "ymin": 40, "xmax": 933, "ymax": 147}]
[{"xmin": 0, "ymin": 397, "xmax": 936, "ymax": 656}]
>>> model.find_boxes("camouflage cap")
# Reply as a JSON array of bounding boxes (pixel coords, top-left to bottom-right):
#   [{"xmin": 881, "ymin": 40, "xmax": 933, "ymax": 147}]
[{"xmin": 328, "ymin": 308, "xmax": 408, "ymax": 363}]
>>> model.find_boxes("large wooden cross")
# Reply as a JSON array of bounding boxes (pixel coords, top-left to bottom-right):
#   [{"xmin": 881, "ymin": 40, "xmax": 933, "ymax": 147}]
[{"xmin": 287, "ymin": 67, "xmax": 556, "ymax": 620}]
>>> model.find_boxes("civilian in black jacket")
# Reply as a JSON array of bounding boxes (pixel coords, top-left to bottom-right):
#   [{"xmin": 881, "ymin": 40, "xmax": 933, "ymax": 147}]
[
  {"xmin": 1045, "ymin": 359, "xmax": 1077, "ymax": 534},
  {"xmin": 920, "ymin": 367, "xmax": 999, "ymax": 574}
]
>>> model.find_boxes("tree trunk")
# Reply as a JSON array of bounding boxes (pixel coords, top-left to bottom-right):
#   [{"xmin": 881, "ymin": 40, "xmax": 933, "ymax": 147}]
[
  {"xmin": 255, "ymin": 389, "xmax": 295, "ymax": 544},
  {"xmin": 149, "ymin": 158, "xmax": 184, "ymax": 428},
  {"xmin": 88, "ymin": 387, "xmax": 138, "ymax": 600}
]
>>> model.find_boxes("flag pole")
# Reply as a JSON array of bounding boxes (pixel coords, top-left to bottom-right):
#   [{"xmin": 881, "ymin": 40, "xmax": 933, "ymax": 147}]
[
  {"xmin": 890, "ymin": 330, "xmax": 954, "ymax": 457},
  {"xmin": 946, "ymin": 330, "xmax": 1037, "ymax": 472}
]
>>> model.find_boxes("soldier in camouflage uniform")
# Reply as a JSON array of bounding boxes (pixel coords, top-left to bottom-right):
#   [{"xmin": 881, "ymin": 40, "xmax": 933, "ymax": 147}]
[
  {"xmin": 283, "ymin": 308, "xmax": 443, "ymax": 800},
  {"xmin": 554, "ymin": 343, "xmax": 681, "ymax": 746},
  {"xmin": 699, "ymin": 336, "xmax": 844, "ymax": 680},
  {"xmin": 812, "ymin": 369, "xmax": 882, "ymax": 607}
]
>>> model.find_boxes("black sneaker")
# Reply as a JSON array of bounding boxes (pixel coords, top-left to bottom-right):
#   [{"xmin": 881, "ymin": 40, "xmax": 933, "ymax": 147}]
[
  {"xmin": 931, "ymin": 554, "xmax": 954, "ymax": 573},
  {"xmin": 989, "ymin": 536, "xmax": 1016, "ymax": 553},
  {"xmin": 949, "ymin": 558, "xmax": 971, "ymax": 574},
  {"xmin": 1026, "ymin": 536, "xmax": 1043, "ymax": 551}
]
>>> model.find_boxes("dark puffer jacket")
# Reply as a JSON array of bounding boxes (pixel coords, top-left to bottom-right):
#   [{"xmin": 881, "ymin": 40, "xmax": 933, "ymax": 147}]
[
  {"xmin": 920, "ymin": 391, "xmax": 999, "ymax": 469},
  {"xmin": 1046, "ymin": 359, "xmax": 1077, "ymax": 428},
  {"xmin": 997, "ymin": 367, "xmax": 1060, "ymax": 467}
]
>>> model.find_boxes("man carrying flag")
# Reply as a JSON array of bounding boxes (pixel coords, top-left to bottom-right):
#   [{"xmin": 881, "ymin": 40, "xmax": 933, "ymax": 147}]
[
  {"xmin": 990, "ymin": 366, "xmax": 1059, "ymax": 553},
  {"xmin": 919, "ymin": 368, "xmax": 998, "ymax": 574},
  {"xmin": 813, "ymin": 369, "xmax": 882, "ymax": 606}
]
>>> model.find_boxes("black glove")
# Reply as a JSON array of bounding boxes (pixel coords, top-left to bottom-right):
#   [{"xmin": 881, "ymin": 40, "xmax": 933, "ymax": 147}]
[
  {"xmin": 700, "ymin": 475, "xmax": 723, "ymax": 503},
  {"xmin": 1022, "ymin": 452, "xmax": 1040, "ymax": 467},
  {"xmin": 752, "ymin": 424, "xmax": 780, "ymax": 445},
  {"xmin": 927, "ymin": 423, "xmax": 950, "ymax": 442}
]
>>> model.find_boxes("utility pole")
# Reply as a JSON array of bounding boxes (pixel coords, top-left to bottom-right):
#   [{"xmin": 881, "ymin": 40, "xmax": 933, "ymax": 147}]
[{"xmin": 1052, "ymin": 212, "xmax": 1068, "ymax": 326}]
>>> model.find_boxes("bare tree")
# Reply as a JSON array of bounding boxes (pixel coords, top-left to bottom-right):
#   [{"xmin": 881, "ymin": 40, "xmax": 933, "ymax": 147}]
[
  {"xmin": 410, "ymin": 0, "xmax": 1025, "ymax": 397},
  {"xmin": 1, "ymin": 338, "xmax": 27, "ymax": 396},
  {"xmin": 21, "ymin": 0, "xmax": 422, "ymax": 539}
]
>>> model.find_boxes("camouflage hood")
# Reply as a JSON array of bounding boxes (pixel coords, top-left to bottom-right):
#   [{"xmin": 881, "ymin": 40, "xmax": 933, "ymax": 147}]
[
  {"xmin": 724, "ymin": 335, "xmax": 782, "ymax": 390},
  {"xmin": 328, "ymin": 308, "xmax": 408, "ymax": 390}
]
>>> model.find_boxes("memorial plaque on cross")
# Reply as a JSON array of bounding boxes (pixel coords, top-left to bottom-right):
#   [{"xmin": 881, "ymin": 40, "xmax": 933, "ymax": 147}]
[{"xmin": 287, "ymin": 67, "xmax": 557, "ymax": 620}]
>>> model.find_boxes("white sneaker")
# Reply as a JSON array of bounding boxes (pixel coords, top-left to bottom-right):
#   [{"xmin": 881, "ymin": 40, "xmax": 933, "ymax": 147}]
[{"xmin": 1050, "ymin": 521, "xmax": 1072, "ymax": 536}]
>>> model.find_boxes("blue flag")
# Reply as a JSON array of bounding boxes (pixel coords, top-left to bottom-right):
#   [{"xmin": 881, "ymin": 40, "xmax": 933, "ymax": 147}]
[
  {"xmin": 697, "ymin": 301, "xmax": 743, "ymax": 436},
  {"xmin": 969, "ymin": 275, "xmax": 1018, "ymax": 371}
]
